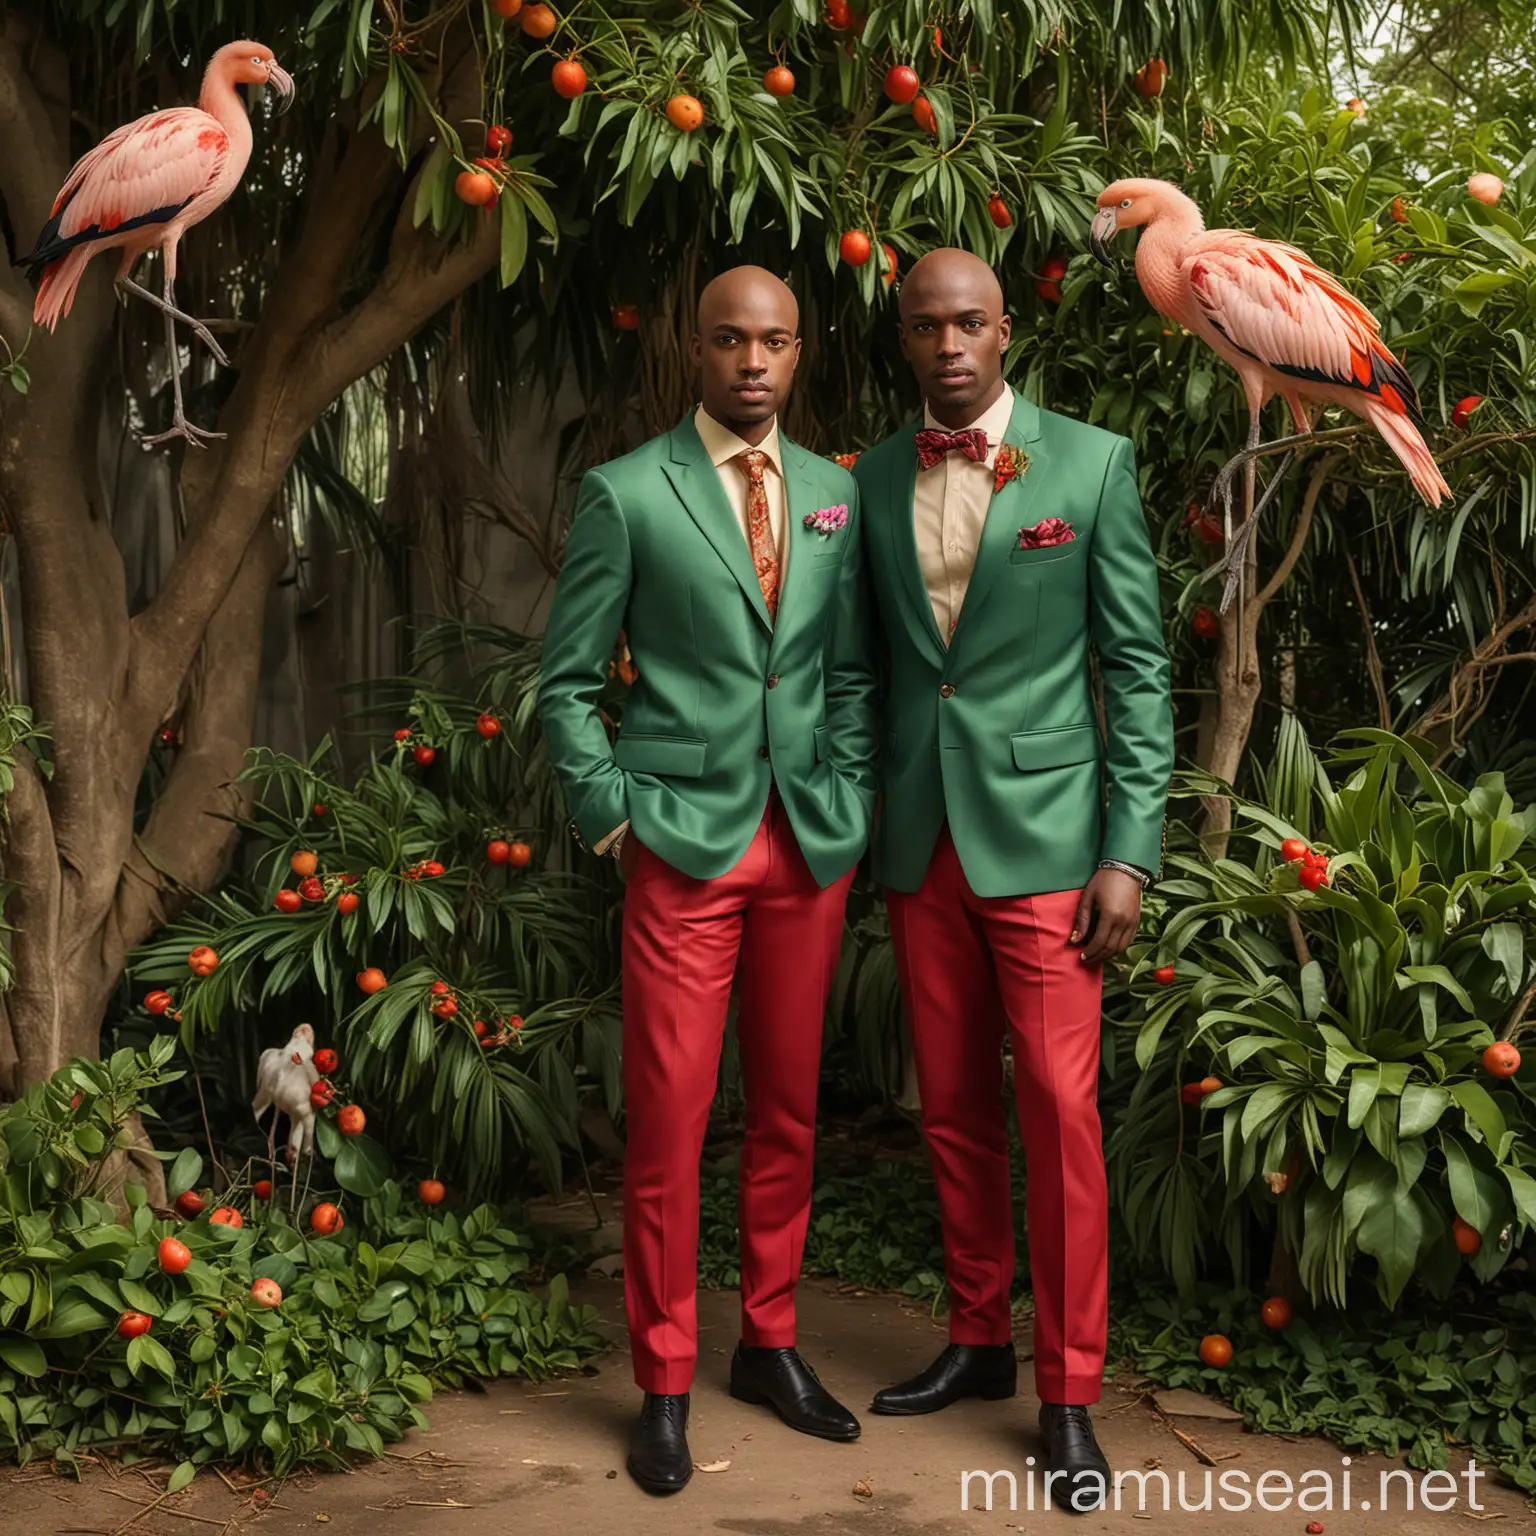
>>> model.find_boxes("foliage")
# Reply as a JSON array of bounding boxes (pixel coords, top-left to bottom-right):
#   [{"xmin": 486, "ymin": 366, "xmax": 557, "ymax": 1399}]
[
  {"xmin": 0, "ymin": 1039, "xmax": 603, "ymax": 1474},
  {"xmin": 1109, "ymin": 723, "xmax": 1536, "ymax": 1306},
  {"xmin": 1111, "ymin": 1279, "xmax": 1536, "ymax": 1494},
  {"xmin": 121, "ymin": 625, "xmax": 622, "ymax": 1200}
]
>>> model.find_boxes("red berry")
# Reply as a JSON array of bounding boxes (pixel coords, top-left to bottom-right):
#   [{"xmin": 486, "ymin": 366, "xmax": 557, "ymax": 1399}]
[
  {"xmin": 1262, "ymin": 1296, "xmax": 1293, "ymax": 1330},
  {"xmin": 551, "ymin": 58, "xmax": 587, "ymax": 99},
  {"xmin": 413, "ymin": 745, "xmax": 436, "ymax": 767},
  {"xmin": 1390, "ymin": 196, "xmax": 1408, "ymax": 224},
  {"xmin": 430, "ymin": 980, "xmax": 452, "ymax": 995},
  {"xmin": 336, "ymin": 891, "xmax": 360, "ymax": 915},
  {"xmin": 337, "ymin": 1105, "xmax": 366, "ymax": 1136},
  {"xmin": 1451, "ymin": 395, "xmax": 1483, "ymax": 431},
  {"xmin": 175, "ymin": 1190, "xmax": 205, "ymax": 1219},
  {"xmin": 209, "ymin": 1207, "xmax": 243, "ymax": 1229},
  {"xmin": 275, "ymin": 888, "xmax": 302, "ymax": 913},
  {"xmin": 253, "ymin": 1179, "xmax": 273, "ymax": 1201},
  {"xmin": 476, "ymin": 712, "xmax": 502, "ymax": 739},
  {"xmin": 474, "ymin": 1019, "xmax": 488, "ymax": 1038},
  {"xmin": 187, "ymin": 945, "xmax": 219, "ymax": 976},
  {"xmin": 611, "ymin": 304, "xmax": 641, "ymax": 332},
  {"xmin": 1181, "ymin": 1082, "xmax": 1205, "ymax": 1105},
  {"xmin": 1306, "ymin": 1523, "xmax": 1324, "ymax": 1535},
  {"xmin": 1303, "ymin": 850, "xmax": 1328, "ymax": 868},
  {"xmin": 1040, "ymin": 255, "xmax": 1068, "ymax": 282},
  {"xmin": 825, "ymin": 0, "xmax": 852, "ymax": 28},
  {"xmin": 312, "ymin": 803, "xmax": 327, "ymax": 817},
  {"xmin": 1298, "ymin": 865, "xmax": 1329, "ymax": 891},
  {"xmin": 1153, "ymin": 964, "xmax": 1176, "ymax": 985},
  {"xmin": 422, "ymin": 860, "xmax": 445, "ymax": 877},
  {"xmin": 487, "ymin": 839, "xmax": 511, "ymax": 865},
  {"xmin": 1279, "ymin": 838, "xmax": 1309, "ymax": 862},
  {"xmin": 394, "ymin": 728, "xmax": 412, "ymax": 741},
  {"xmin": 250, "ymin": 1278, "xmax": 283, "ymax": 1309},
  {"xmin": 486, "ymin": 124, "xmax": 512, "ymax": 155},
  {"xmin": 357, "ymin": 967, "xmax": 388, "ymax": 995},
  {"xmin": 880, "ymin": 243, "xmax": 898, "ymax": 285},
  {"xmin": 310, "ymin": 1202, "xmax": 343, "ymax": 1235},
  {"xmin": 299, "ymin": 876, "xmax": 325, "ymax": 902},
  {"xmin": 508, "ymin": 842, "xmax": 533, "ymax": 868},
  {"xmin": 1133, "ymin": 58, "xmax": 1169, "ymax": 97},
  {"xmin": 432, "ymin": 996, "xmax": 459, "ymax": 1018},
  {"xmin": 763, "ymin": 65, "xmax": 795, "ymax": 97},
  {"xmin": 839, "ymin": 230, "xmax": 872, "ymax": 267},
  {"xmin": 145, "ymin": 990, "xmax": 173, "ymax": 1016},
  {"xmin": 987, "ymin": 194, "xmax": 1012, "ymax": 229},
  {"xmin": 1192, "ymin": 606, "xmax": 1221, "ymax": 639},
  {"xmin": 455, "ymin": 170, "xmax": 498, "ymax": 208},
  {"xmin": 911, "ymin": 96, "xmax": 937, "ymax": 134},
  {"xmin": 118, "ymin": 1310, "xmax": 153, "ymax": 1339},
  {"xmin": 314, "ymin": 1048, "xmax": 338, "ymax": 1074},
  {"xmin": 310, "ymin": 1080, "xmax": 335, "ymax": 1107},
  {"xmin": 419, "ymin": 1179, "xmax": 446, "ymax": 1205},
  {"xmin": 158, "ymin": 1237, "xmax": 192, "ymax": 1275},
  {"xmin": 883, "ymin": 64, "xmax": 920, "ymax": 104}
]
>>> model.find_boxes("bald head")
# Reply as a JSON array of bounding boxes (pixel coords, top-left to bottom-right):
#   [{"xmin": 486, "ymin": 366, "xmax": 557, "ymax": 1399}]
[
  {"xmin": 692, "ymin": 265, "xmax": 802, "ymax": 444},
  {"xmin": 896, "ymin": 247, "xmax": 1010, "ymax": 427}
]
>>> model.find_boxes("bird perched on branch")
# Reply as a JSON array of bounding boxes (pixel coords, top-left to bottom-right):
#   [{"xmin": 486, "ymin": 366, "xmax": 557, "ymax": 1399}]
[
  {"xmin": 16, "ymin": 40, "xmax": 293, "ymax": 447},
  {"xmin": 253, "ymin": 1023, "xmax": 320, "ymax": 1210},
  {"xmin": 1089, "ymin": 178, "xmax": 1451, "ymax": 620}
]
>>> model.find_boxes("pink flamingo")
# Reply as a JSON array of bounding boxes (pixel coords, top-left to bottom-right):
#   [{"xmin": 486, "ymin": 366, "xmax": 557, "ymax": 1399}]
[
  {"xmin": 1090, "ymin": 178, "xmax": 1451, "ymax": 617},
  {"xmin": 18, "ymin": 40, "xmax": 293, "ymax": 447}
]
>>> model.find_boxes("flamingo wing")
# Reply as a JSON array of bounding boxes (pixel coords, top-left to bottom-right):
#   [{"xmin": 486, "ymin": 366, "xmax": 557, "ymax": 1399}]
[
  {"xmin": 20, "ymin": 108, "xmax": 230, "ymax": 278},
  {"xmin": 1183, "ymin": 232, "xmax": 1423, "ymax": 420}
]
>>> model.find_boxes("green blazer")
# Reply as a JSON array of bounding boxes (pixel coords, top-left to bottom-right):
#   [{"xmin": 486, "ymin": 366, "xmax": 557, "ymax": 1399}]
[
  {"xmin": 537, "ymin": 416, "xmax": 879, "ymax": 888},
  {"xmin": 854, "ymin": 393, "xmax": 1173, "ymax": 898}
]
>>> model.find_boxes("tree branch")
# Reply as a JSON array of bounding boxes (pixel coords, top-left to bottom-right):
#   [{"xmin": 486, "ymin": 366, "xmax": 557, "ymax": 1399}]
[
  {"xmin": 1342, "ymin": 543, "xmax": 1392, "ymax": 730},
  {"xmin": 1254, "ymin": 457, "xmax": 1330, "ymax": 612}
]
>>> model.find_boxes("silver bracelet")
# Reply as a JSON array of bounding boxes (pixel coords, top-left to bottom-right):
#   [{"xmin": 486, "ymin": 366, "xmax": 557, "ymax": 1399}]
[{"xmin": 1098, "ymin": 857, "xmax": 1152, "ymax": 889}]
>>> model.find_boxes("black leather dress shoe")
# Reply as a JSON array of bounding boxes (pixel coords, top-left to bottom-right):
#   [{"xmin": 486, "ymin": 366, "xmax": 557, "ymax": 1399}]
[
  {"xmin": 1039, "ymin": 1403, "xmax": 1111, "ymax": 1514},
  {"xmin": 627, "ymin": 1392, "xmax": 692, "ymax": 1494},
  {"xmin": 729, "ymin": 1344, "xmax": 861, "ymax": 1441},
  {"xmin": 870, "ymin": 1342, "xmax": 1017, "ymax": 1415}
]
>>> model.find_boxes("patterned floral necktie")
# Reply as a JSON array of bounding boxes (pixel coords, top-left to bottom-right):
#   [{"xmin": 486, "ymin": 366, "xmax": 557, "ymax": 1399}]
[{"xmin": 735, "ymin": 449, "xmax": 780, "ymax": 621}]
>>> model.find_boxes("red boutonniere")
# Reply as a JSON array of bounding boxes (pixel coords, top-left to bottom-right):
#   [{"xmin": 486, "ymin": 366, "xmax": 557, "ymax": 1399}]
[
  {"xmin": 830, "ymin": 451, "xmax": 860, "ymax": 470},
  {"xmin": 993, "ymin": 443, "xmax": 1029, "ymax": 494}
]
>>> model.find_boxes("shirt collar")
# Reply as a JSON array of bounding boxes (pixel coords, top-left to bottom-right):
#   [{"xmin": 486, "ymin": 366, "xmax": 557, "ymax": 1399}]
[
  {"xmin": 695, "ymin": 404, "xmax": 783, "ymax": 476},
  {"xmin": 922, "ymin": 382, "xmax": 1015, "ymax": 444}
]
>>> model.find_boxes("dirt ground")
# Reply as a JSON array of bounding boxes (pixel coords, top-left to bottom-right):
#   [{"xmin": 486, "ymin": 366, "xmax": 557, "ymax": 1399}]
[{"xmin": 3, "ymin": 1274, "xmax": 1530, "ymax": 1536}]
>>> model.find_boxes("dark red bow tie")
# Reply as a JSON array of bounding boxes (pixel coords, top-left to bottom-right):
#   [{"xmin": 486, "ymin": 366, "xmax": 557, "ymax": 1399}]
[{"xmin": 915, "ymin": 427, "xmax": 989, "ymax": 471}]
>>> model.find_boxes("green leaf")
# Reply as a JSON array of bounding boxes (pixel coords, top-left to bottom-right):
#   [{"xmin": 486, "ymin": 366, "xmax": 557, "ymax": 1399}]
[
  {"xmin": 167, "ymin": 1147, "xmax": 204, "ymax": 1200},
  {"xmin": 335, "ymin": 1133, "xmax": 391, "ymax": 1197},
  {"xmin": 0, "ymin": 1333, "xmax": 47, "ymax": 1378},
  {"xmin": 1400, "ymin": 1083, "xmax": 1451, "ymax": 1138},
  {"xmin": 167, "ymin": 1462, "xmax": 196, "ymax": 1495},
  {"xmin": 499, "ymin": 193, "xmax": 529, "ymax": 289},
  {"xmin": 1449, "ymin": 1080, "xmax": 1508, "ymax": 1154},
  {"xmin": 1355, "ymin": 1186, "xmax": 1425, "ymax": 1306}
]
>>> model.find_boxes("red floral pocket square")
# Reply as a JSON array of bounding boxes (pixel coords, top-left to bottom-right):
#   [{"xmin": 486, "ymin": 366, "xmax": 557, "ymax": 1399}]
[{"xmin": 1017, "ymin": 516, "xmax": 1075, "ymax": 550}]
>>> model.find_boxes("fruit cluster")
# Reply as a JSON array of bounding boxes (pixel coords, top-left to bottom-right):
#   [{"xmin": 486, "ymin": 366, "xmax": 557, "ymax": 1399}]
[
  {"xmin": 275, "ymin": 850, "xmax": 363, "ymax": 913},
  {"xmin": 1278, "ymin": 838, "xmax": 1330, "ymax": 891}
]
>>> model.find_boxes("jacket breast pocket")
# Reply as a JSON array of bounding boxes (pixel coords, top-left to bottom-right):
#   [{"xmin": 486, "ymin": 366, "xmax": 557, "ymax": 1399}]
[
  {"xmin": 1010, "ymin": 722, "xmax": 1102, "ymax": 772},
  {"xmin": 613, "ymin": 734, "xmax": 708, "ymax": 778},
  {"xmin": 1009, "ymin": 540, "xmax": 1078, "ymax": 566}
]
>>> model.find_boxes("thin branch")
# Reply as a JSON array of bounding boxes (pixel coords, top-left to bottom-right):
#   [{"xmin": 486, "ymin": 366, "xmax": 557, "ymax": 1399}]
[
  {"xmin": 1342, "ymin": 543, "xmax": 1392, "ymax": 729},
  {"xmin": 1253, "ymin": 456, "xmax": 1330, "ymax": 611}
]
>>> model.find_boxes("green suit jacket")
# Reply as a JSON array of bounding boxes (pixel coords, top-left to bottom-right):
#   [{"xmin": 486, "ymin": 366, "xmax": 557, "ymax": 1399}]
[
  {"xmin": 854, "ymin": 394, "xmax": 1173, "ymax": 898},
  {"xmin": 537, "ymin": 416, "xmax": 879, "ymax": 888}
]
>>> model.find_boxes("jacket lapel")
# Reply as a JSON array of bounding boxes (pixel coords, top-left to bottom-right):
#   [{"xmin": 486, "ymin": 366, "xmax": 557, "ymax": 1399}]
[
  {"xmin": 948, "ymin": 393, "xmax": 1046, "ymax": 649},
  {"xmin": 770, "ymin": 437, "xmax": 819, "ymax": 648},
  {"xmin": 660, "ymin": 417, "xmax": 772, "ymax": 633},
  {"xmin": 883, "ymin": 421, "xmax": 948, "ymax": 665}
]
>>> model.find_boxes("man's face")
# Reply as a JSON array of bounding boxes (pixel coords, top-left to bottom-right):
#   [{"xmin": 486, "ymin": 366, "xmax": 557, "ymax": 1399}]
[
  {"xmin": 898, "ymin": 266, "xmax": 1011, "ymax": 419},
  {"xmin": 692, "ymin": 279, "xmax": 801, "ymax": 432}
]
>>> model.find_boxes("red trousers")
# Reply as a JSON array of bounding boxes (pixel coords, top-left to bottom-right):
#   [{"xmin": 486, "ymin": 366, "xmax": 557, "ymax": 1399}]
[
  {"xmin": 620, "ymin": 796, "xmax": 856, "ymax": 1394},
  {"xmin": 886, "ymin": 824, "xmax": 1107, "ymax": 1405}
]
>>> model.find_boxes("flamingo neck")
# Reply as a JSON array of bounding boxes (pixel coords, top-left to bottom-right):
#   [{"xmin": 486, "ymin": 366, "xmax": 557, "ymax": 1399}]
[
  {"xmin": 1134, "ymin": 201, "xmax": 1205, "ymax": 321},
  {"xmin": 198, "ymin": 61, "xmax": 254, "ymax": 152}
]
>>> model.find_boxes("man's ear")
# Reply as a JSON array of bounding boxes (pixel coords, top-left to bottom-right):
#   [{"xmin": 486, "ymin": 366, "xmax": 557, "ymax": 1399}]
[
  {"xmin": 791, "ymin": 335, "xmax": 803, "ymax": 372},
  {"xmin": 998, "ymin": 314, "xmax": 1013, "ymax": 349}
]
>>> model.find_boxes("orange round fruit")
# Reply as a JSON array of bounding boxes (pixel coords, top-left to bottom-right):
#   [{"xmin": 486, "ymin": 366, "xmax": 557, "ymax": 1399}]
[
  {"xmin": 145, "ymin": 990, "xmax": 173, "ymax": 1015},
  {"xmin": 1181, "ymin": 1082, "xmax": 1205, "ymax": 1105},
  {"xmin": 1453, "ymin": 1215, "xmax": 1481, "ymax": 1254},
  {"xmin": 987, "ymin": 194, "xmax": 1012, "ymax": 229},
  {"xmin": 455, "ymin": 170, "xmax": 498, "ymax": 207},
  {"xmin": 880, "ymin": 243, "xmax": 898, "ymax": 285},
  {"xmin": 763, "ymin": 65, "xmax": 795, "ymax": 97},
  {"xmin": 118, "ymin": 1310, "xmax": 153, "ymax": 1339},
  {"xmin": 357, "ymin": 967, "xmax": 388, "ymax": 995},
  {"xmin": 419, "ymin": 1179, "xmax": 446, "ymax": 1205},
  {"xmin": 310, "ymin": 1202, "xmax": 344, "ymax": 1236},
  {"xmin": 491, "ymin": 0, "xmax": 522, "ymax": 16},
  {"xmin": 337, "ymin": 891, "xmax": 360, "ymax": 915},
  {"xmin": 275, "ymin": 888, "xmax": 302, "ymax": 913},
  {"xmin": 551, "ymin": 58, "xmax": 587, "ymax": 99},
  {"xmin": 665, "ymin": 94, "xmax": 704, "ymax": 132},
  {"xmin": 1390, "ymin": 196, "xmax": 1408, "ymax": 224},
  {"xmin": 250, "ymin": 1278, "xmax": 283, "ymax": 1309},
  {"xmin": 1133, "ymin": 58, "xmax": 1168, "ymax": 97},
  {"xmin": 174, "ymin": 1190, "xmax": 205, "ymax": 1220},
  {"xmin": 1467, "ymin": 173, "xmax": 1503, "ymax": 206},
  {"xmin": 508, "ymin": 841, "xmax": 533, "ymax": 867},
  {"xmin": 611, "ymin": 304, "xmax": 640, "ymax": 331},
  {"xmin": 839, "ymin": 230, "xmax": 871, "ymax": 267},
  {"xmin": 520, "ymin": 3, "xmax": 556, "ymax": 38},
  {"xmin": 290, "ymin": 851, "xmax": 318, "ymax": 878},
  {"xmin": 188, "ymin": 945, "xmax": 219, "ymax": 976},
  {"xmin": 337, "ymin": 1105, "xmax": 367, "ymax": 1137},
  {"xmin": 209, "ymin": 1207, "xmax": 243, "ymax": 1229},
  {"xmin": 1483, "ymin": 1041, "xmax": 1521, "ymax": 1078},
  {"xmin": 1199, "ymin": 1333, "xmax": 1233, "ymax": 1368},
  {"xmin": 1199, "ymin": 1076, "xmax": 1222, "ymax": 1097},
  {"xmin": 253, "ymin": 1179, "xmax": 273, "ymax": 1201},
  {"xmin": 883, "ymin": 64, "xmax": 920, "ymax": 104},
  {"xmin": 911, "ymin": 96, "xmax": 937, "ymax": 134},
  {"xmin": 1261, "ymin": 1296, "xmax": 1292, "ymax": 1329},
  {"xmin": 487, "ymin": 839, "xmax": 511, "ymax": 865}
]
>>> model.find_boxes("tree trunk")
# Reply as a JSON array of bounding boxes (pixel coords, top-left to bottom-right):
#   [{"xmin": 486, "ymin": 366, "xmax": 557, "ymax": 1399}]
[{"xmin": 0, "ymin": 8, "xmax": 499, "ymax": 1095}]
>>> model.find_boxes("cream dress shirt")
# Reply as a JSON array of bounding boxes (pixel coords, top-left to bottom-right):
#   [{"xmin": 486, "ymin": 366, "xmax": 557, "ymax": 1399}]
[
  {"xmin": 595, "ymin": 406, "xmax": 788, "ymax": 855},
  {"xmin": 914, "ymin": 383, "xmax": 1015, "ymax": 643}
]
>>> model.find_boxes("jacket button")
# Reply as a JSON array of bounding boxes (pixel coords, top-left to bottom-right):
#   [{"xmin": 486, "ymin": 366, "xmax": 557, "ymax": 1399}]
[
  {"xmin": 759, "ymin": 745, "xmax": 770, "ymax": 759},
  {"xmin": 940, "ymin": 683, "xmax": 956, "ymax": 698},
  {"xmin": 766, "ymin": 674, "xmax": 780, "ymax": 689}
]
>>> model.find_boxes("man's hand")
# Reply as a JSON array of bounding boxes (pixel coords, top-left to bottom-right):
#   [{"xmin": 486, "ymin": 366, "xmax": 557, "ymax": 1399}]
[{"xmin": 1071, "ymin": 867, "xmax": 1143, "ymax": 965}]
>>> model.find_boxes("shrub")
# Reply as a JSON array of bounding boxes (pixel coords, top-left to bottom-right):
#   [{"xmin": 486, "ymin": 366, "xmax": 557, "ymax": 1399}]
[
  {"xmin": 1109, "ymin": 722, "xmax": 1536, "ymax": 1306},
  {"xmin": 0, "ymin": 1039, "xmax": 603, "ymax": 1473}
]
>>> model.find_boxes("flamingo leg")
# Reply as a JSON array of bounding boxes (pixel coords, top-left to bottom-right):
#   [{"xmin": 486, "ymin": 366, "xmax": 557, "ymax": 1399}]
[
  {"xmin": 116, "ymin": 277, "xmax": 231, "ymax": 368},
  {"xmin": 136, "ymin": 268, "xmax": 227, "ymax": 448},
  {"xmin": 1212, "ymin": 450, "xmax": 1298, "ymax": 615}
]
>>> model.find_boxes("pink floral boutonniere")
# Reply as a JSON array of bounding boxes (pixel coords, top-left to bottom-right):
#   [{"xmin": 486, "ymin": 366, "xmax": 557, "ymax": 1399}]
[
  {"xmin": 1018, "ymin": 515, "xmax": 1075, "ymax": 550},
  {"xmin": 804, "ymin": 504, "xmax": 849, "ymax": 539},
  {"xmin": 993, "ymin": 442, "xmax": 1029, "ymax": 495}
]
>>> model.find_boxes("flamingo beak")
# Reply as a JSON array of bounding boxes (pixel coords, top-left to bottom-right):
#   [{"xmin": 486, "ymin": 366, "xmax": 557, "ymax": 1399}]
[
  {"xmin": 265, "ymin": 60, "xmax": 295, "ymax": 113},
  {"xmin": 1089, "ymin": 207, "xmax": 1120, "ymax": 268}
]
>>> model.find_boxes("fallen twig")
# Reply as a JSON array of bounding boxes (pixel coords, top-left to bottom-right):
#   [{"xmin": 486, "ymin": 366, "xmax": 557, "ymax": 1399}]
[{"xmin": 1168, "ymin": 1425, "xmax": 1217, "ymax": 1468}]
